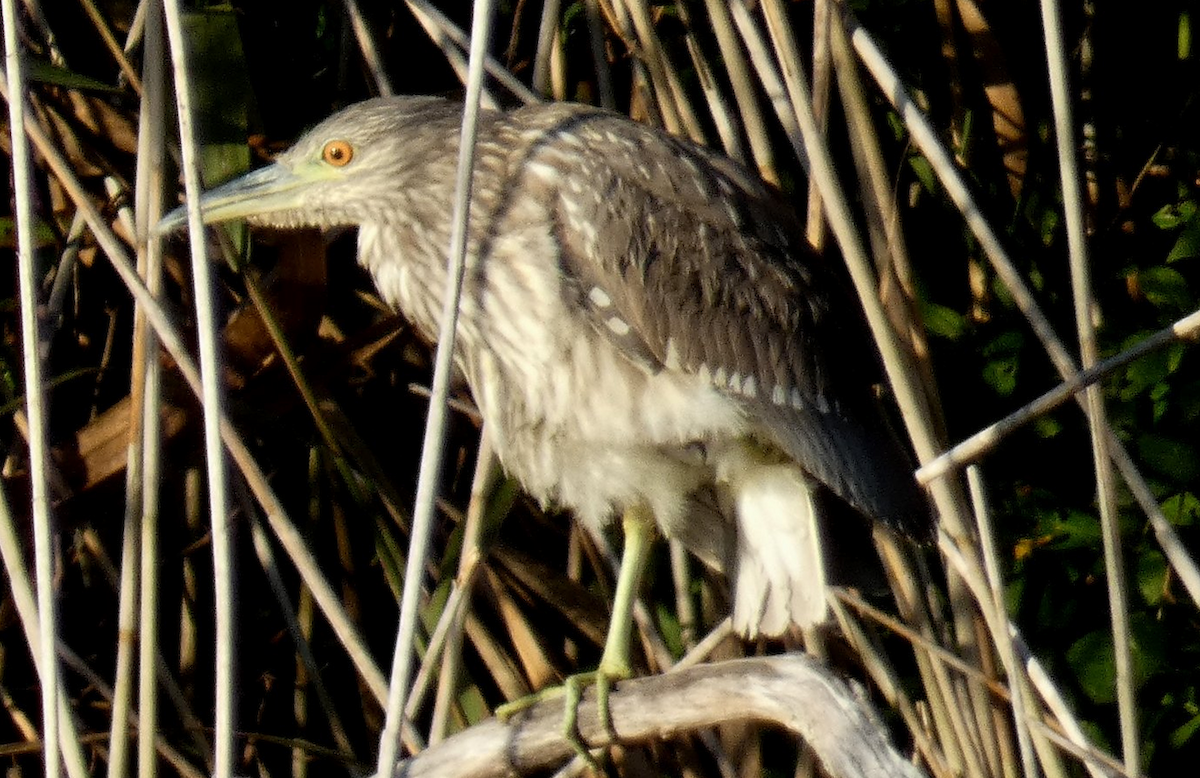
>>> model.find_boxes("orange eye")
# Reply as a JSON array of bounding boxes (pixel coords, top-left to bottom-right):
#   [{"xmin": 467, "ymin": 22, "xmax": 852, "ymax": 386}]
[{"xmin": 322, "ymin": 140, "xmax": 354, "ymax": 167}]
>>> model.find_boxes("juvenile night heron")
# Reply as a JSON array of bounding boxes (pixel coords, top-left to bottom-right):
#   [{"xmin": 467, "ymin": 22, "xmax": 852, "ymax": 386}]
[{"xmin": 161, "ymin": 95, "xmax": 927, "ymax": 724}]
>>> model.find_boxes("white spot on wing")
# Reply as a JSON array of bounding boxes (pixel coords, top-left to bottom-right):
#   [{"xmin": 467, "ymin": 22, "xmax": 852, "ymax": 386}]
[
  {"xmin": 697, "ymin": 363, "xmax": 712, "ymax": 384},
  {"xmin": 589, "ymin": 287, "xmax": 613, "ymax": 308},
  {"xmin": 606, "ymin": 316, "xmax": 631, "ymax": 336},
  {"xmin": 714, "ymin": 366, "xmax": 728, "ymax": 386},
  {"xmin": 728, "ymin": 372, "xmax": 742, "ymax": 393},
  {"xmin": 527, "ymin": 161, "xmax": 559, "ymax": 181},
  {"xmin": 772, "ymin": 385, "xmax": 786, "ymax": 405},
  {"xmin": 790, "ymin": 389, "xmax": 804, "ymax": 409},
  {"xmin": 742, "ymin": 376, "xmax": 757, "ymax": 397}
]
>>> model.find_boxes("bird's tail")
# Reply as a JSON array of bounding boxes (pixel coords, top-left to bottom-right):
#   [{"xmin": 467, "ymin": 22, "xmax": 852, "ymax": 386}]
[{"xmin": 711, "ymin": 442, "xmax": 828, "ymax": 638}]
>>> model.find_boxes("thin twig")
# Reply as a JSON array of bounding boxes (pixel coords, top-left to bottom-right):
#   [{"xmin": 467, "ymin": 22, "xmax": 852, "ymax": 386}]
[
  {"xmin": 133, "ymin": 6, "xmax": 170, "ymax": 776},
  {"xmin": 939, "ymin": 532, "xmax": 1113, "ymax": 778},
  {"xmin": 73, "ymin": 527, "xmax": 213, "ymax": 771},
  {"xmin": 699, "ymin": 0, "xmax": 777, "ymax": 184},
  {"xmin": 161, "ymin": 2, "xmax": 236, "ymax": 775},
  {"xmin": 246, "ymin": 509, "xmax": 358, "ymax": 762},
  {"xmin": 342, "ymin": 0, "xmax": 393, "ymax": 96},
  {"xmin": 826, "ymin": 9, "xmax": 938, "ymax": 410},
  {"xmin": 376, "ymin": 1, "xmax": 499, "ymax": 771},
  {"xmin": 0, "ymin": 483, "xmax": 90, "ymax": 778},
  {"xmin": 917, "ymin": 307, "xmax": 1200, "ymax": 484},
  {"xmin": 583, "ymin": 0, "xmax": 615, "ymax": 109},
  {"xmin": 1039, "ymin": 3, "xmax": 1138, "ymax": 772},
  {"xmin": 428, "ymin": 431, "xmax": 498, "ymax": 742},
  {"xmin": 674, "ymin": 0, "xmax": 746, "ymax": 164},
  {"xmin": 403, "ymin": 0, "xmax": 539, "ymax": 105},
  {"xmin": 829, "ymin": 595, "xmax": 953, "ymax": 778},
  {"xmin": 966, "ymin": 467, "xmax": 1042, "ymax": 778},
  {"xmin": 619, "ymin": 0, "xmax": 706, "ymax": 143},
  {"xmin": 77, "ymin": 0, "xmax": 142, "ymax": 92},
  {"xmin": 531, "ymin": 0, "xmax": 562, "ymax": 98},
  {"xmin": 1, "ymin": 7, "xmax": 62, "ymax": 778},
  {"xmin": 55, "ymin": 641, "xmax": 207, "ymax": 778}
]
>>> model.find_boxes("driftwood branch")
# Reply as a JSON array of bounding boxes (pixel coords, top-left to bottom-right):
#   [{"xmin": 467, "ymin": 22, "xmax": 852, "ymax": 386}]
[{"xmin": 395, "ymin": 654, "xmax": 925, "ymax": 778}]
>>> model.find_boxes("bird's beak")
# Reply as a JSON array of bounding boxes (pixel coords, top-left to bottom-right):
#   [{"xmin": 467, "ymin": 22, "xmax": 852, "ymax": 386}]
[{"xmin": 155, "ymin": 163, "xmax": 305, "ymax": 235}]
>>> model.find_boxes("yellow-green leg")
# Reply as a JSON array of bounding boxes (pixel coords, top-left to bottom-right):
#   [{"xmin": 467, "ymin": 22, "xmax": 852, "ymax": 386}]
[{"xmin": 498, "ymin": 506, "xmax": 656, "ymax": 767}]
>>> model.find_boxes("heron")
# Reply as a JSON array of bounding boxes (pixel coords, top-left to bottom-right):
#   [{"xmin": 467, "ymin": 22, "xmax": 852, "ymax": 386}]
[{"xmin": 159, "ymin": 95, "xmax": 928, "ymax": 744}]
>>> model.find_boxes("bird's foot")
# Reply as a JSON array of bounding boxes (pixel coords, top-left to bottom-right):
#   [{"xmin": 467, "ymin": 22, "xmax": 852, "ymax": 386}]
[{"xmin": 496, "ymin": 659, "xmax": 632, "ymax": 772}]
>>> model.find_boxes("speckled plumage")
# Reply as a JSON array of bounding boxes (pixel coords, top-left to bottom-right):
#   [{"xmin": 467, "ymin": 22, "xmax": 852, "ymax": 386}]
[{"xmin": 178, "ymin": 96, "xmax": 928, "ymax": 636}]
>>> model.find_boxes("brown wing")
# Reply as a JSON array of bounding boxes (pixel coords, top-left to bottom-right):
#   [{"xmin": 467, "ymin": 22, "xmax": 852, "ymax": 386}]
[{"xmin": 509, "ymin": 104, "xmax": 927, "ymax": 533}]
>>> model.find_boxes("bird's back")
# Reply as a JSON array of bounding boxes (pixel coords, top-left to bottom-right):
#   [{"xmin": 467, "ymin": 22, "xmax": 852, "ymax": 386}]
[{"xmin": 474, "ymin": 100, "xmax": 928, "ymax": 537}]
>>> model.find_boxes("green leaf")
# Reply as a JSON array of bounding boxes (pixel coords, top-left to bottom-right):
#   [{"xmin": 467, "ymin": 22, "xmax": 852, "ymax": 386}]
[
  {"xmin": 920, "ymin": 301, "xmax": 967, "ymax": 340},
  {"xmin": 1120, "ymin": 349, "xmax": 1172, "ymax": 401},
  {"xmin": 958, "ymin": 108, "xmax": 976, "ymax": 163},
  {"xmin": 1137, "ymin": 434, "xmax": 1200, "ymax": 483},
  {"xmin": 1039, "ymin": 208, "xmax": 1060, "ymax": 246},
  {"xmin": 1067, "ymin": 629, "xmax": 1118, "ymax": 704},
  {"xmin": 1181, "ymin": 10, "xmax": 1193, "ymax": 61},
  {"xmin": 457, "ymin": 684, "xmax": 491, "ymax": 726},
  {"xmin": 1162, "ymin": 492, "xmax": 1199, "ymax": 526},
  {"xmin": 1171, "ymin": 713, "xmax": 1200, "ymax": 750},
  {"xmin": 1167, "ymin": 341, "xmax": 1186, "ymax": 372},
  {"xmin": 1152, "ymin": 199, "xmax": 1198, "ymax": 229},
  {"xmin": 1034, "ymin": 415, "xmax": 1063, "ymax": 438},
  {"xmin": 908, "ymin": 154, "xmax": 938, "ymax": 195},
  {"xmin": 1028, "ymin": 264, "xmax": 1046, "ymax": 292},
  {"xmin": 1052, "ymin": 509, "xmax": 1103, "ymax": 550},
  {"xmin": 1138, "ymin": 266, "xmax": 1194, "ymax": 310},
  {"xmin": 25, "ymin": 59, "xmax": 120, "ymax": 92},
  {"xmin": 1136, "ymin": 549, "xmax": 1169, "ymax": 605},
  {"xmin": 185, "ymin": 6, "xmax": 255, "ymax": 263},
  {"xmin": 1067, "ymin": 616, "xmax": 1162, "ymax": 705},
  {"xmin": 983, "ymin": 357, "xmax": 1019, "ymax": 395},
  {"xmin": 655, "ymin": 603, "xmax": 685, "ymax": 659},
  {"xmin": 1167, "ymin": 222, "xmax": 1200, "ymax": 262},
  {"xmin": 0, "ymin": 217, "xmax": 58, "ymax": 249},
  {"xmin": 1131, "ymin": 612, "xmax": 1167, "ymax": 681},
  {"xmin": 981, "ymin": 331, "xmax": 1024, "ymax": 395}
]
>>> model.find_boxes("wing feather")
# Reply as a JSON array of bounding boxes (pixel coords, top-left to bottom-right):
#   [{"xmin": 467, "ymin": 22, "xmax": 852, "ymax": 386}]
[{"xmin": 508, "ymin": 104, "xmax": 926, "ymax": 532}]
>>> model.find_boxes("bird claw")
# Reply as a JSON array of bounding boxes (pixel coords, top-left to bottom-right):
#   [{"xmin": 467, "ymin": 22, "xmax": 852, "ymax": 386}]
[
  {"xmin": 561, "ymin": 670, "xmax": 612, "ymax": 771},
  {"xmin": 496, "ymin": 663, "xmax": 630, "ymax": 773}
]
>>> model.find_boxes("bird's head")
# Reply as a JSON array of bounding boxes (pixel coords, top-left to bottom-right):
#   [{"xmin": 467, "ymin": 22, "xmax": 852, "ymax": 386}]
[{"xmin": 156, "ymin": 96, "xmax": 464, "ymax": 235}]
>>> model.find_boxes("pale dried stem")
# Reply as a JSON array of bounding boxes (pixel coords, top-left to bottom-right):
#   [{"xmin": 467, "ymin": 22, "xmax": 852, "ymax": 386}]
[
  {"xmin": 1039, "ymin": 1, "xmax": 1138, "ymax": 771},
  {"xmin": 1, "ymin": 7, "xmax": 63, "ymax": 777}
]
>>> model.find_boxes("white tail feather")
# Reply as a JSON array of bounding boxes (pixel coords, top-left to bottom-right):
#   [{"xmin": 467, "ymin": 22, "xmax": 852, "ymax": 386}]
[{"xmin": 713, "ymin": 443, "xmax": 828, "ymax": 637}]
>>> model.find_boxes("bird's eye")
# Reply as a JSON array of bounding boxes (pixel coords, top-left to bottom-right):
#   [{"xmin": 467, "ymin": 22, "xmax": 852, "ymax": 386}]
[{"xmin": 322, "ymin": 140, "xmax": 354, "ymax": 167}]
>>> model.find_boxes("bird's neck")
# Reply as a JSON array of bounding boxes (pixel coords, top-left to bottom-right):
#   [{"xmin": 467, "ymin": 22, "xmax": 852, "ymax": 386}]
[{"xmin": 356, "ymin": 216, "xmax": 458, "ymax": 343}]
